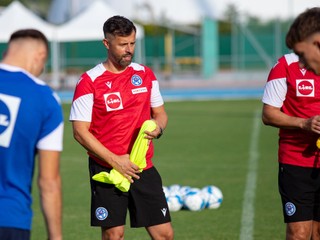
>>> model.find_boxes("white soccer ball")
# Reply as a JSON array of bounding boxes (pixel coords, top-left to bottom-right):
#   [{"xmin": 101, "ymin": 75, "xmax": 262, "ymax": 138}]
[
  {"xmin": 163, "ymin": 186, "xmax": 170, "ymax": 198},
  {"xmin": 179, "ymin": 185, "xmax": 191, "ymax": 198},
  {"xmin": 168, "ymin": 184, "xmax": 181, "ymax": 196},
  {"xmin": 167, "ymin": 195, "xmax": 183, "ymax": 212},
  {"xmin": 183, "ymin": 188, "xmax": 206, "ymax": 211},
  {"xmin": 201, "ymin": 185, "xmax": 223, "ymax": 209}
]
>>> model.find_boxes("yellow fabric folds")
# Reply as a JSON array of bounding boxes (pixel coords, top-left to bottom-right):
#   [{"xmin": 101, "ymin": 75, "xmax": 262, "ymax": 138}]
[
  {"xmin": 317, "ymin": 137, "xmax": 320, "ymax": 149},
  {"xmin": 92, "ymin": 120, "xmax": 157, "ymax": 192}
]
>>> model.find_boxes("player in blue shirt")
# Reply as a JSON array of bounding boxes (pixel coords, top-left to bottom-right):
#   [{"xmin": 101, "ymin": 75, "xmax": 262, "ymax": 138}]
[{"xmin": 0, "ymin": 29, "xmax": 64, "ymax": 240}]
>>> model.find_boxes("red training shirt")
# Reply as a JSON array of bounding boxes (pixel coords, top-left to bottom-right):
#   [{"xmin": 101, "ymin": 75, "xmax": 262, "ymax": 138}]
[
  {"xmin": 70, "ymin": 62, "xmax": 164, "ymax": 169},
  {"xmin": 262, "ymin": 53, "xmax": 320, "ymax": 168}
]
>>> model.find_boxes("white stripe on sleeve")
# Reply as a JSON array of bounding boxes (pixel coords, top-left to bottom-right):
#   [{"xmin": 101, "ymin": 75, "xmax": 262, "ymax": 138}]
[
  {"xmin": 151, "ymin": 80, "xmax": 164, "ymax": 107},
  {"xmin": 37, "ymin": 122, "xmax": 64, "ymax": 151},
  {"xmin": 262, "ymin": 78, "xmax": 287, "ymax": 108},
  {"xmin": 69, "ymin": 93, "xmax": 93, "ymax": 122}
]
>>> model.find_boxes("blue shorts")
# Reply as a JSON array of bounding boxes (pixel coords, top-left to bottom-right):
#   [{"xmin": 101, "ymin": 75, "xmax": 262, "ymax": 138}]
[
  {"xmin": 279, "ymin": 163, "xmax": 320, "ymax": 223},
  {"xmin": 0, "ymin": 227, "xmax": 30, "ymax": 240},
  {"xmin": 89, "ymin": 158, "xmax": 171, "ymax": 228}
]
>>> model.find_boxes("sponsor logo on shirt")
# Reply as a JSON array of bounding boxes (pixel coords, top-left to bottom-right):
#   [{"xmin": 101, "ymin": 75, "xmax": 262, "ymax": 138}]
[
  {"xmin": 0, "ymin": 94, "xmax": 21, "ymax": 148},
  {"xmin": 131, "ymin": 74, "xmax": 142, "ymax": 86},
  {"xmin": 296, "ymin": 79, "xmax": 314, "ymax": 97},
  {"xmin": 104, "ymin": 92, "xmax": 123, "ymax": 112},
  {"xmin": 132, "ymin": 87, "xmax": 147, "ymax": 94}
]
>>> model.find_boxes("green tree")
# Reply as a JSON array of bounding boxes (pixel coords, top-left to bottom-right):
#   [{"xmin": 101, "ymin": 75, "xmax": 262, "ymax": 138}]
[{"xmin": 0, "ymin": 0, "xmax": 51, "ymax": 19}]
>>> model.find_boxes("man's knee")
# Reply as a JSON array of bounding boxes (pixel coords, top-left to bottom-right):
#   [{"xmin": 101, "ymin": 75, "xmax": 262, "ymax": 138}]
[{"xmin": 101, "ymin": 226, "xmax": 125, "ymax": 240}]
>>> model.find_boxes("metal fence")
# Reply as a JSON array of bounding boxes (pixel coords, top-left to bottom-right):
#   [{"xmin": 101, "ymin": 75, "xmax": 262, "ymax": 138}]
[{"xmin": 0, "ymin": 20, "xmax": 290, "ymax": 88}]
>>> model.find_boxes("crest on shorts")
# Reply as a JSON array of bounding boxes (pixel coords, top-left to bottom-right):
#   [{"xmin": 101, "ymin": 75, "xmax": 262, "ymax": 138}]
[
  {"xmin": 95, "ymin": 207, "xmax": 108, "ymax": 220},
  {"xmin": 285, "ymin": 202, "xmax": 296, "ymax": 216}
]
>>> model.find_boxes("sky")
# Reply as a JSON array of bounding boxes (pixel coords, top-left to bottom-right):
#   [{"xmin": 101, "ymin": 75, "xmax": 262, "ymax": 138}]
[
  {"xmin": 48, "ymin": 0, "xmax": 320, "ymax": 25},
  {"xmin": 213, "ymin": 0, "xmax": 320, "ymax": 20}
]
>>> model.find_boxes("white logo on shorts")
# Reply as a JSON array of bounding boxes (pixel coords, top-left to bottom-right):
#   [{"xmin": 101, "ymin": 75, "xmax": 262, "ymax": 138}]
[
  {"xmin": 95, "ymin": 207, "xmax": 108, "ymax": 220},
  {"xmin": 285, "ymin": 202, "xmax": 296, "ymax": 216},
  {"xmin": 161, "ymin": 208, "xmax": 167, "ymax": 217}
]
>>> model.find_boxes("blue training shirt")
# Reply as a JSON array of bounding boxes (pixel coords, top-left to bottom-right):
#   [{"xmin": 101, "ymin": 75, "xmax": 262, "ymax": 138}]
[{"xmin": 0, "ymin": 63, "xmax": 63, "ymax": 230}]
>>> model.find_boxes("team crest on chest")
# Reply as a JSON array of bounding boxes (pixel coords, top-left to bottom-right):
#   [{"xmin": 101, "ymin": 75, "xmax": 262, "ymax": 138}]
[
  {"xmin": 104, "ymin": 92, "xmax": 123, "ymax": 112},
  {"xmin": 296, "ymin": 79, "xmax": 314, "ymax": 97},
  {"xmin": 131, "ymin": 74, "xmax": 142, "ymax": 86}
]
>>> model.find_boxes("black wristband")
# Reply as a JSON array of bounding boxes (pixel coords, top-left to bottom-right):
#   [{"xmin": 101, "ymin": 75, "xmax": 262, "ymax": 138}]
[{"xmin": 156, "ymin": 127, "xmax": 163, "ymax": 139}]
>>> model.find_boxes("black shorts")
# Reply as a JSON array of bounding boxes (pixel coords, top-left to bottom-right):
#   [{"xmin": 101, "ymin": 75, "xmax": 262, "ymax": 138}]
[
  {"xmin": 278, "ymin": 163, "xmax": 320, "ymax": 223},
  {"xmin": 0, "ymin": 227, "xmax": 30, "ymax": 240},
  {"xmin": 89, "ymin": 158, "xmax": 171, "ymax": 228}
]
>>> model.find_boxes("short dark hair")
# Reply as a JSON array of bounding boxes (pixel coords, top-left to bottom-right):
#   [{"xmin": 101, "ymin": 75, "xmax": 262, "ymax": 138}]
[
  {"xmin": 286, "ymin": 7, "xmax": 320, "ymax": 49},
  {"xmin": 103, "ymin": 15, "xmax": 136, "ymax": 38},
  {"xmin": 9, "ymin": 29, "xmax": 49, "ymax": 51}
]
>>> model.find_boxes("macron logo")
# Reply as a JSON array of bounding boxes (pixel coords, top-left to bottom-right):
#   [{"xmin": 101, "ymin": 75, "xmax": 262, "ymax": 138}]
[
  {"xmin": 105, "ymin": 81, "xmax": 112, "ymax": 89},
  {"xmin": 300, "ymin": 69, "xmax": 307, "ymax": 76},
  {"xmin": 161, "ymin": 208, "xmax": 167, "ymax": 217}
]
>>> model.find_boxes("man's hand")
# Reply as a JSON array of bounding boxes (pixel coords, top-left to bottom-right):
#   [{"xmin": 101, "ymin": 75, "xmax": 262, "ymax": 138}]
[
  {"xmin": 112, "ymin": 154, "xmax": 140, "ymax": 182},
  {"xmin": 144, "ymin": 125, "xmax": 163, "ymax": 140},
  {"xmin": 302, "ymin": 115, "xmax": 320, "ymax": 134}
]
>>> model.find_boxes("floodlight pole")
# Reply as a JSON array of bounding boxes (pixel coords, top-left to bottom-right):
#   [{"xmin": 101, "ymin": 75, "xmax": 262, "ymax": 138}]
[{"xmin": 50, "ymin": 40, "xmax": 60, "ymax": 90}]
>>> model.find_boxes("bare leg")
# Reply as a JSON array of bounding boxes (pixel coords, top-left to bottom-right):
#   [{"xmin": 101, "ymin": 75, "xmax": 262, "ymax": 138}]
[
  {"xmin": 312, "ymin": 221, "xmax": 320, "ymax": 240},
  {"xmin": 286, "ymin": 221, "xmax": 312, "ymax": 240},
  {"xmin": 146, "ymin": 222, "xmax": 174, "ymax": 240},
  {"xmin": 101, "ymin": 226, "xmax": 125, "ymax": 240}
]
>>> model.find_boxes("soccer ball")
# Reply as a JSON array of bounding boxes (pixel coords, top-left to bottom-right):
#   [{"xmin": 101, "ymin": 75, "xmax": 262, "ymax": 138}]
[
  {"xmin": 164, "ymin": 185, "xmax": 184, "ymax": 212},
  {"xmin": 162, "ymin": 186, "xmax": 170, "ymax": 197},
  {"xmin": 167, "ymin": 195, "xmax": 183, "ymax": 212},
  {"xmin": 168, "ymin": 184, "xmax": 181, "ymax": 196},
  {"xmin": 179, "ymin": 185, "xmax": 191, "ymax": 198},
  {"xmin": 183, "ymin": 188, "xmax": 206, "ymax": 211},
  {"xmin": 201, "ymin": 185, "xmax": 223, "ymax": 209}
]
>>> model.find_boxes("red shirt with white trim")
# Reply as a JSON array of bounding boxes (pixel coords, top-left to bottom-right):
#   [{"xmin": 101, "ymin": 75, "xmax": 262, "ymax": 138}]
[
  {"xmin": 262, "ymin": 53, "xmax": 320, "ymax": 167},
  {"xmin": 70, "ymin": 62, "xmax": 164, "ymax": 169}
]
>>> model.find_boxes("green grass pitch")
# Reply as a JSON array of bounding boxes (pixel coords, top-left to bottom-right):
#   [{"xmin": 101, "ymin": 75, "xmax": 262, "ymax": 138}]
[{"xmin": 31, "ymin": 99, "xmax": 285, "ymax": 239}]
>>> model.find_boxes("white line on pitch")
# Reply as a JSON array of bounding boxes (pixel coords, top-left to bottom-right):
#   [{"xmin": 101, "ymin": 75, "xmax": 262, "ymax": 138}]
[{"xmin": 239, "ymin": 110, "xmax": 261, "ymax": 240}]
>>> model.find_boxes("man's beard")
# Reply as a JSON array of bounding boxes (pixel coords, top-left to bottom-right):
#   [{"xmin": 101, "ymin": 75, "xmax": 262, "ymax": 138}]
[{"xmin": 118, "ymin": 53, "xmax": 133, "ymax": 68}]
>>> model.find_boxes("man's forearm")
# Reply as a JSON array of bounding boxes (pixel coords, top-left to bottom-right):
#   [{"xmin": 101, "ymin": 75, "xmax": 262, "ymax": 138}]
[{"xmin": 39, "ymin": 176, "xmax": 63, "ymax": 240}]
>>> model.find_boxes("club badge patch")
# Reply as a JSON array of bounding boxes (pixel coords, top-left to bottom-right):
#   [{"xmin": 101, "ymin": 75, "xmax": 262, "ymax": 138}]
[
  {"xmin": 131, "ymin": 74, "xmax": 142, "ymax": 86},
  {"xmin": 95, "ymin": 207, "xmax": 108, "ymax": 221},
  {"xmin": 285, "ymin": 202, "xmax": 296, "ymax": 216}
]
